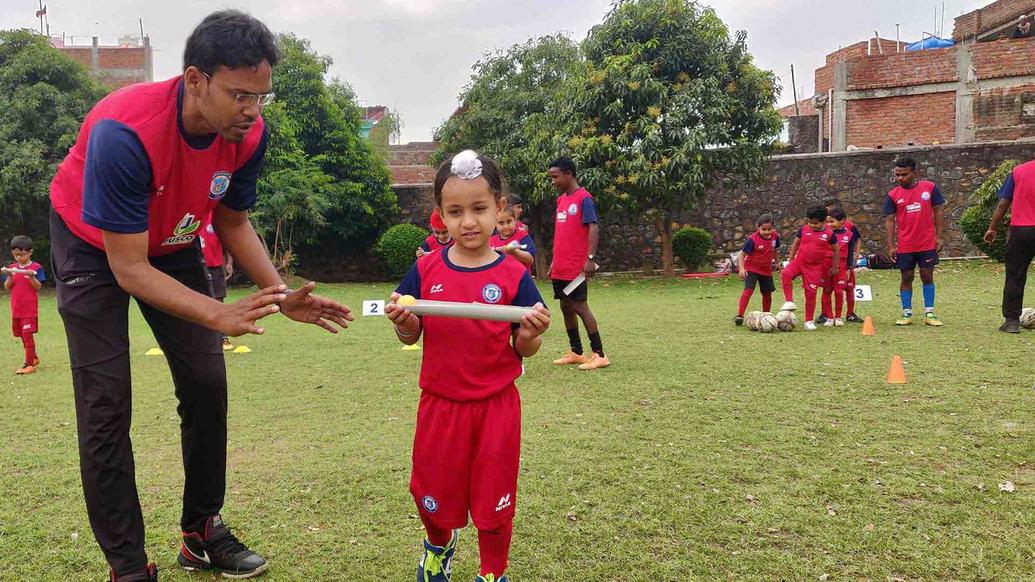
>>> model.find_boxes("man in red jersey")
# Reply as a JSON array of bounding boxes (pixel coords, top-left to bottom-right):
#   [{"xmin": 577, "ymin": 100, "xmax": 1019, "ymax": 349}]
[
  {"xmin": 49, "ymin": 11, "xmax": 353, "ymax": 581},
  {"xmin": 984, "ymin": 159, "xmax": 1035, "ymax": 333},
  {"xmin": 883, "ymin": 157, "xmax": 945, "ymax": 326}
]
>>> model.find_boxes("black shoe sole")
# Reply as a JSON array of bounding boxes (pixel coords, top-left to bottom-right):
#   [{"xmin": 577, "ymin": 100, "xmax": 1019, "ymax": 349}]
[{"xmin": 179, "ymin": 556, "xmax": 269, "ymax": 579}]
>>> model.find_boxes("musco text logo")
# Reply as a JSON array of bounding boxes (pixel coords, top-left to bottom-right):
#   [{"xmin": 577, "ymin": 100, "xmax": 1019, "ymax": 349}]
[{"xmin": 162, "ymin": 213, "xmax": 201, "ymax": 246}]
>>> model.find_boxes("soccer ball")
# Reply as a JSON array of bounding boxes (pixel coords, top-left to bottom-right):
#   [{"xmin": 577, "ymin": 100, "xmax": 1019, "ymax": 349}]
[
  {"xmin": 1021, "ymin": 307, "xmax": 1035, "ymax": 329},
  {"xmin": 775, "ymin": 310, "xmax": 797, "ymax": 332},
  {"xmin": 746, "ymin": 311, "xmax": 762, "ymax": 331},
  {"xmin": 759, "ymin": 312, "xmax": 779, "ymax": 333}
]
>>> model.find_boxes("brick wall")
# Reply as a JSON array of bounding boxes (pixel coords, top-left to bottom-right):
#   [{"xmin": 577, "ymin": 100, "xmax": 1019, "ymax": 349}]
[
  {"xmin": 845, "ymin": 92, "xmax": 956, "ymax": 148},
  {"xmin": 787, "ymin": 115, "xmax": 820, "ymax": 153},
  {"xmin": 61, "ymin": 48, "xmax": 93, "ymax": 69},
  {"xmin": 97, "ymin": 48, "xmax": 146, "ymax": 68},
  {"xmin": 974, "ymin": 84, "xmax": 1035, "ymax": 140},
  {"xmin": 847, "ymin": 48, "xmax": 958, "ymax": 90},
  {"xmin": 954, "ymin": 0, "xmax": 1035, "ymax": 40},
  {"xmin": 970, "ymin": 38, "xmax": 1035, "ymax": 78}
]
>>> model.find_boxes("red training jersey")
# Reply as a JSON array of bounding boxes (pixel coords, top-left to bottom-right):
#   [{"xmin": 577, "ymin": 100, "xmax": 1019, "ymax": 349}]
[
  {"xmin": 885, "ymin": 181, "xmax": 943, "ymax": 253},
  {"xmin": 1009, "ymin": 160, "xmax": 1035, "ymax": 227},
  {"xmin": 50, "ymin": 76, "xmax": 265, "ymax": 257},
  {"xmin": 421, "ymin": 234, "xmax": 454, "ymax": 253},
  {"xmin": 794, "ymin": 226, "xmax": 836, "ymax": 267},
  {"xmin": 396, "ymin": 249, "xmax": 545, "ymax": 402},
  {"xmin": 551, "ymin": 188, "xmax": 597, "ymax": 280},
  {"xmin": 742, "ymin": 231, "xmax": 780, "ymax": 276},
  {"xmin": 8, "ymin": 261, "xmax": 44, "ymax": 318}
]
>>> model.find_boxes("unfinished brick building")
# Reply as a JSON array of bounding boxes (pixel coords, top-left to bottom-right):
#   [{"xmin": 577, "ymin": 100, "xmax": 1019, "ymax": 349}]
[
  {"xmin": 781, "ymin": 0, "xmax": 1035, "ymax": 153},
  {"xmin": 57, "ymin": 36, "xmax": 153, "ymax": 90}
]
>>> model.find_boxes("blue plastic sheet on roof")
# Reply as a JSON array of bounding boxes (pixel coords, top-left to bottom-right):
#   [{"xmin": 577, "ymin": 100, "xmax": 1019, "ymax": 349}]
[{"xmin": 906, "ymin": 37, "xmax": 955, "ymax": 51}]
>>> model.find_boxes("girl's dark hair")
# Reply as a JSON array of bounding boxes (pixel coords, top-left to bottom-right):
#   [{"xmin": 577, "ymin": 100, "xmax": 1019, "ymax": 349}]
[
  {"xmin": 10, "ymin": 235, "xmax": 32, "ymax": 251},
  {"xmin": 498, "ymin": 204, "xmax": 517, "ymax": 218},
  {"xmin": 184, "ymin": 10, "xmax": 279, "ymax": 75},
  {"xmin": 828, "ymin": 207, "xmax": 847, "ymax": 221},
  {"xmin": 507, "ymin": 193, "xmax": 523, "ymax": 205},
  {"xmin": 756, "ymin": 213, "xmax": 774, "ymax": 226},
  {"xmin": 433, "ymin": 153, "xmax": 504, "ymax": 205},
  {"xmin": 806, "ymin": 205, "xmax": 828, "ymax": 222}
]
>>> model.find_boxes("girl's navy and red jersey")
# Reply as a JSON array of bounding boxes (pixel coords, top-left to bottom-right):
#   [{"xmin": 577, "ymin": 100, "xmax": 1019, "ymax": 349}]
[
  {"xmin": 420, "ymin": 235, "xmax": 454, "ymax": 253},
  {"xmin": 741, "ymin": 231, "xmax": 780, "ymax": 276},
  {"xmin": 397, "ymin": 249, "xmax": 544, "ymax": 402},
  {"xmin": 51, "ymin": 76, "xmax": 268, "ymax": 256}
]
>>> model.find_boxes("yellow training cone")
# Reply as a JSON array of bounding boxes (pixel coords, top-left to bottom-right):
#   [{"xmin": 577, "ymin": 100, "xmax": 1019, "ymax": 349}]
[
  {"xmin": 402, "ymin": 344, "xmax": 421, "ymax": 351},
  {"xmin": 233, "ymin": 346, "xmax": 252, "ymax": 353},
  {"xmin": 145, "ymin": 348, "xmax": 164, "ymax": 356}
]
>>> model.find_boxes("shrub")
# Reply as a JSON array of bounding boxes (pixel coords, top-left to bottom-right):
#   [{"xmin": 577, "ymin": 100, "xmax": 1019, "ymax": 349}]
[
  {"xmin": 374, "ymin": 223, "xmax": 429, "ymax": 278},
  {"xmin": 672, "ymin": 226, "xmax": 713, "ymax": 271},
  {"xmin": 959, "ymin": 159, "xmax": 1019, "ymax": 262}
]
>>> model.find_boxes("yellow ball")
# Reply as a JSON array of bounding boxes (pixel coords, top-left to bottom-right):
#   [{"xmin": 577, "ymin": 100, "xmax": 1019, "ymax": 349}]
[{"xmin": 397, "ymin": 295, "xmax": 417, "ymax": 307}]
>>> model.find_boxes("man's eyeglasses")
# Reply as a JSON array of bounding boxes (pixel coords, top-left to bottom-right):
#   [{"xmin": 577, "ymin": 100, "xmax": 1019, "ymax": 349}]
[{"xmin": 202, "ymin": 72, "xmax": 275, "ymax": 107}]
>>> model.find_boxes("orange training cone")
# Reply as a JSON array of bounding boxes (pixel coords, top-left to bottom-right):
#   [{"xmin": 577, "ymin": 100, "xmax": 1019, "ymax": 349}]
[
  {"xmin": 861, "ymin": 316, "xmax": 876, "ymax": 336},
  {"xmin": 886, "ymin": 355, "xmax": 907, "ymax": 384}
]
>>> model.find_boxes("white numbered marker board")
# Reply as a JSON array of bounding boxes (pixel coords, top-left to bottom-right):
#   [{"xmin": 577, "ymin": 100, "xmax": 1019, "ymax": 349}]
[
  {"xmin": 362, "ymin": 300, "xmax": 386, "ymax": 316},
  {"xmin": 853, "ymin": 285, "xmax": 873, "ymax": 302}
]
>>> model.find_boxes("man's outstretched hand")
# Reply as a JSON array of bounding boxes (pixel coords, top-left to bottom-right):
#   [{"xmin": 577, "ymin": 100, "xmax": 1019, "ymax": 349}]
[{"xmin": 280, "ymin": 281, "xmax": 354, "ymax": 333}]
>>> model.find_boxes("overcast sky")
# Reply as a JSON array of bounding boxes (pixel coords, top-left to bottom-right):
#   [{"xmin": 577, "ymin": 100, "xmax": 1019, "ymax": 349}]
[{"xmin": 1, "ymin": 0, "xmax": 991, "ymax": 143}]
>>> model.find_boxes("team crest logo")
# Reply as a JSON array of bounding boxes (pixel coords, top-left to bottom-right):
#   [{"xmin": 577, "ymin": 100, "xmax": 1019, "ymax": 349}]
[
  {"xmin": 921, "ymin": 191, "xmax": 931, "ymax": 201},
  {"xmin": 482, "ymin": 283, "xmax": 502, "ymax": 304},
  {"xmin": 209, "ymin": 171, "xmax": 232, "ymax": 200},
  {"xmin": 163, "ymin": 213, "xmax": 201, "ymax": 246},
  {"xmin": 421, "ymin": 496, "xmax": 438, "ymax": 513},
  {"xmin": 567, "ymin": 203, "xmax": 578, "ymax": 215},
  {"xmin": 771, "ymin": 240, "xmax": 778, "ymax": 248}
]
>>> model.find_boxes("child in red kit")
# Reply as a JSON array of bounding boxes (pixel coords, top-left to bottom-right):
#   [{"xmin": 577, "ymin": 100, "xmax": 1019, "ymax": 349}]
[
  {"xmin": 821, "ymin": 208, "xmax": 860, "ymax": 327},
  {"xmin": 417, "ymin": 208, "xmax": 455, "ymax": 258},
  {"xmin": 734, "ymin": 214, "xmax": 780, "ymax": 325},
  {"xmin": 4, "ymin": 235, "xmax": 46, "ymax": 374},
  {"xmin": 780, "ymin": 205, "xmax": 840, "ymax": 331},
  {"xmin": 490, "ymin": 204, "xmax": 536, "ymax": 272},
  {"xmin": 387, "ymin": 150, "xmax": 550, "ymax": 582}
]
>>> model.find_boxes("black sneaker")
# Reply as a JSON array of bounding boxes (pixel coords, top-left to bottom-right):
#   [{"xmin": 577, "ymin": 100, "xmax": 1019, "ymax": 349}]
[
  {"xmin": 734, "ymin": 315, "xmax": 744, "ymax": 326},
  {"xmin": 110, "ymin": 563, "xmax": 157, "ymax": 582},
  {"xmin": 845, "ymin": 313, "xmax": 864, "ymax": 323},
  {"xmin": 815, "ymin": 315, "xmax": 828, "ymax": 325},
  {"xmin": 178, "ymin": 514, "xmax": 268, "ymax": 579},
  {"xmin": 999, "ymin": 319, "xmax": 1021, "ymax": 334}
]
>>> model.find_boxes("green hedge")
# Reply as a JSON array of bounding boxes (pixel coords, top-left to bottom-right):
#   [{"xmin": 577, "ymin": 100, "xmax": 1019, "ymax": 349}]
[
  {"xmin": 959, "ymin": 159, "xmax": 1019, "ymax": 262},
  {"xmin": 672, "ymin": 226, "xmax": 713, "ymax": 271},
  {"xmin": 374, "ymin": 223, "xmax": 429, "ymax": 278}
]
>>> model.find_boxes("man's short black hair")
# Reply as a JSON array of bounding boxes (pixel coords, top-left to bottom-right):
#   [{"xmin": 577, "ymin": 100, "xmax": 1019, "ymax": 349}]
[
  {"xmin": 10, "ymin": 235, "xmax": 32, "ymax": 251},
  {"xmin": 549, "ymin": 157, "xmax": 577, "ymax": 178},
  {"xmin": 183, "ymin": 10, "xmax": 279, "ymax": 75},
  {"xmin": 894, "ymin": 157, "xmax": 917, "ymax": 171},
  {"xmin": 806, "ymin": 205, "xmax": 828, "ymax": 222}
]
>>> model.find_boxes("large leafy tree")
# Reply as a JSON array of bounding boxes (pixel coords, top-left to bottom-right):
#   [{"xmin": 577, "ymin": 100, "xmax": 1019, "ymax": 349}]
[
  {"xmin": 259, "ymin": 34, "xmax": 397, "ymax": 270},
  {"xmin": 563, "ymin": 0, "xmax": 783, "ymax": 275},
  {"xmin": 433, "ymin": 34, "xmax": 582, "ymax": 277},
  {"xmin": 0, "ymin": 29, "xmax": 106, "ymax": 253}
]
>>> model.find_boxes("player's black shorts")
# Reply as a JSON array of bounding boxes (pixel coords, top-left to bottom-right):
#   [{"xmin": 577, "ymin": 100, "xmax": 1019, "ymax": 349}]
[
  {"xmin": 744, "ymin": 271, "xmax": 775, "ymax": 294},
  {"xmin": 896, "ymin": 249, "xmax": 939, "ymax": 271},
  {"xmin": 552, "ymin": 278, "xmax": 588, "ymax": 301},
  {"xmin": 207, "ymin": 266, "xmax": 227, "ymax": 300}
]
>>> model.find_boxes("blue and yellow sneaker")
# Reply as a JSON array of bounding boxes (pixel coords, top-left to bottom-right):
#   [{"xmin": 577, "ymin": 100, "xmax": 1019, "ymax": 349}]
[
  {"xmin": 476, "ymin": 575, "xmax": 507, "ymax": 582},
  {"xmin": 923, "ymin": 312, "xmax": 943, "ymax": 327},
  {"xmin": 417, "ymin": 530, "xmax": 458, "ymax": 582}
]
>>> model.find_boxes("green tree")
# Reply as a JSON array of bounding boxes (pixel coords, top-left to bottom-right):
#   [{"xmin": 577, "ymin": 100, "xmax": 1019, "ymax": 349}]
[
  {"xmin": 562, "ymin": 0, "xmax": 783, "ymax": 276},
  {"xmin": 433, "ymin": 34, "xmax": 583, "ymax": 277},
  {"xmin": 958, "ymin": 159, "xmax": 1019, "ymax": 262},
  {"xmin": 263, "ymin": 34, "xmax": 397, "ymax": 269},
  {"xmin": 0, "ymin": 29, "xmax": 106, "ymax": 249},
  {"xmin": 367, "ymin": 108, "xmax": 403, "ymax": 162}
]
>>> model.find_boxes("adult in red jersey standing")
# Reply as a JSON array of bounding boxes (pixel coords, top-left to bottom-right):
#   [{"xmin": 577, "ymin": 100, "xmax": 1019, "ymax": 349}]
[
  {"xmin": 984, "ymin": 159, "xmax": 1035, "ymax": 333},
  {"xmin": 49, "ymin": 10, "xmax": 353, "ymax": 581}
]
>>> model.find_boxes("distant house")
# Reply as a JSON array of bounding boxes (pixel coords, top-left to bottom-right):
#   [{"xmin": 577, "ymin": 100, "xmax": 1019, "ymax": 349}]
[{"xmin": 55, "ymin": 35, "xmax": 153, "ymax": 90}]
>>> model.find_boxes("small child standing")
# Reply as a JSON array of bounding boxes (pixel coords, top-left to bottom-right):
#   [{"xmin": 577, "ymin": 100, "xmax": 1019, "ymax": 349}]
[
  {"xmin": 4, "ymin": 235, "xmax": 46, "ymax": 374},
  {"xmin": 507, "ymin": 193, "xmax": 529, "ymax": 234},
  {"xmin": 780, "ymin": 205, "xmax": 840, "ymax": 330},
  {"xmin": 734, "ymin": 214, "xmax": 780, "ymax": 325},
  {"xmin": 821, "ymin": 208, "xmax": 860, "ymax": 327},
  {"xmin": 490, "ymin": 205, "xmax": 536, "ymax": 272},
  {"xmin": 387, "ymin": 150, "xmax": 550, "ymax": 582},
  {"xmin": 417, "ymin": 208, "xmax": 454, "ymax": 258}
]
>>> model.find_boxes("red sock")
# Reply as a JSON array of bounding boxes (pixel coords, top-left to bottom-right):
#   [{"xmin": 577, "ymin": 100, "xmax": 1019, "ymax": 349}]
[
  {"xmin": 846, "ymin": 289, "xmax": 856, "ymax": 315},
  {"xmin": 737, "ymin": 289, "xmax": 754, "ymax": 316},
  {"xmin": 781, "ymin": 270, "xmax": 795, "ymax": 302},
  {"xmin": 821, "ymin": 288, "xmax": 833, "ymax": 318},
  {"xmin": 478, "ymin": 523, "xmax": 512, "ymax": 578},
  {"xmin": 21, "ymin": 331, "xmax": 37, "ymax": 364},
  {"xmin": 420, "ymin": 517, "xmax": 452, "ymax": 548},
  {"xmin": 835, "ymin": 290, "xmax": 844, "ymax": 318},
  {"xmin": 804, "ymin": 287, "xmax": 818, "ymax": 321},
  {"xmin": 761, "ymin": 293, "xmax": 772, "ymax": 312}
]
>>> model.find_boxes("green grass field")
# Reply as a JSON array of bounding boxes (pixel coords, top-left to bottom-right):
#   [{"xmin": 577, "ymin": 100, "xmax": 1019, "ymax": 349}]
[{"xmin": 1, "ymin": 262, "xmax": 1033, "ymax": 581}]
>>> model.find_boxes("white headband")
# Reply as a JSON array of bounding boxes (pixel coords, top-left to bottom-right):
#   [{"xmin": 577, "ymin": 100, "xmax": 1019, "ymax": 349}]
[{"xmin": 450, "ymin": 150, "xmax": 483, "ymax": 180}]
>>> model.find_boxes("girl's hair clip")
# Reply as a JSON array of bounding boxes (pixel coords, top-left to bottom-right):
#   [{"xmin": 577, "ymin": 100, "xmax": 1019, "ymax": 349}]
[{"xmin": 450, "ymin": 150, "xmax": 483, "ymax": 180}]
